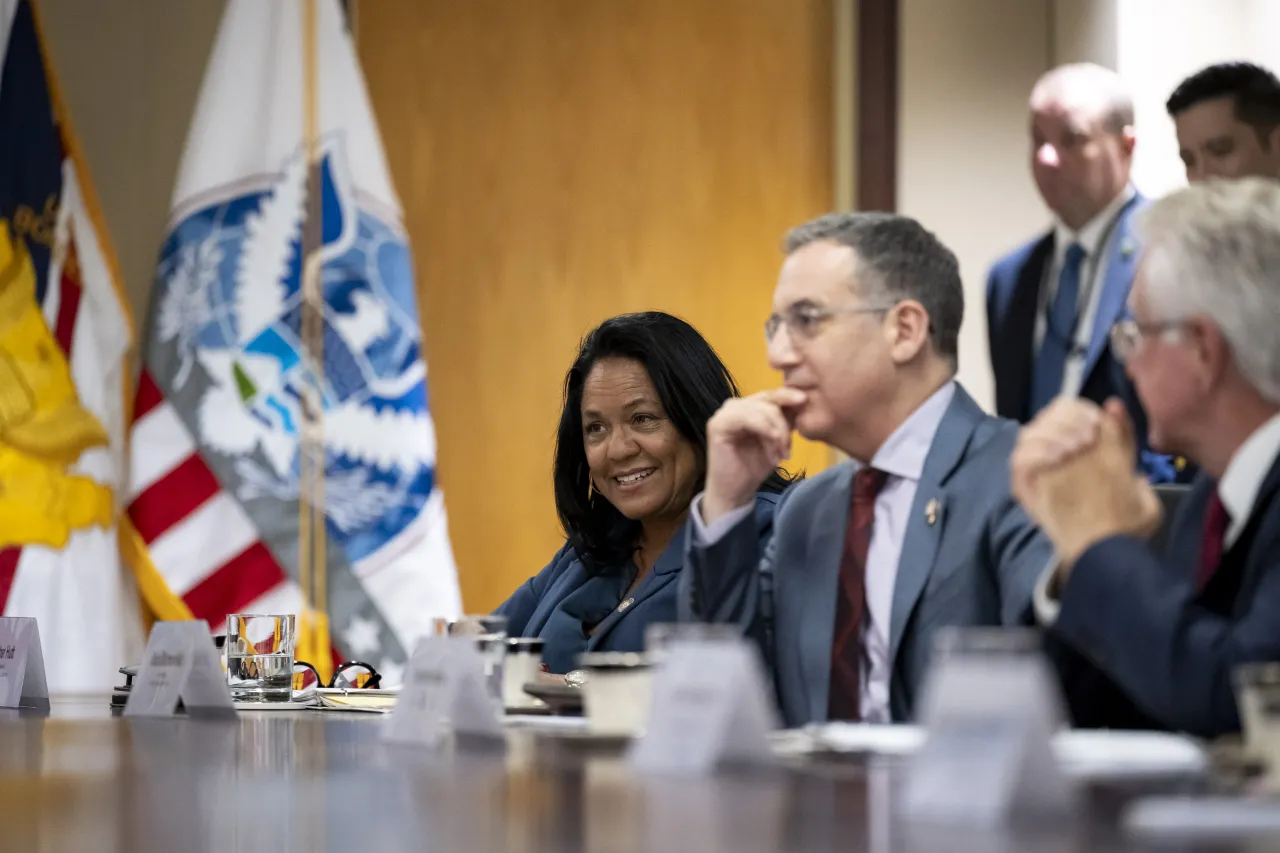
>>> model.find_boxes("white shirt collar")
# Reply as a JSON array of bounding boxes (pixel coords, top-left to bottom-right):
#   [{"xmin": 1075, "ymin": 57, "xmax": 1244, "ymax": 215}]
[
  {"xmin": 1218, "ymin": 411, "xmax": 1280, "ymax": 544},
  {"xmin": 868, "ymin": 382, "xmax": 957, "ymax": 482},
  {"xmin": 1053, "ymin": 184, "xmax": 1136, "ymax": 257}
]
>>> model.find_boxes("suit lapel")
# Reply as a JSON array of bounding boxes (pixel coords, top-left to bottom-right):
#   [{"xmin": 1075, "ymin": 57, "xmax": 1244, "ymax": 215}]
[
  {"xmin": 585, "ymin": 524, "xmax": 686, "ymax": 650},
  {"xmin": 1212, "ymin": 456, "xmax": 1280, "ymax": 609},
  {"xmin": 996, "ymin": 234, "xmax": 1053, "ymax": 422},
  {"xmin": 800, "ymin": 465, "xmax": 855, "ymax": 721},
  {"xmin": 887, "ymin": 389, "xmax": 982, "ymax": 668},
  {"xmin": 524, "ymin": 560, "xmax": 590, "ymax": 638},
  {"xmin": 1251, "ymin": 456, "xmax": 1280, "ymax": 522},
  {"xmin": 1081, "ymin": 196, "xmax": 1143, "ymax": 382}
]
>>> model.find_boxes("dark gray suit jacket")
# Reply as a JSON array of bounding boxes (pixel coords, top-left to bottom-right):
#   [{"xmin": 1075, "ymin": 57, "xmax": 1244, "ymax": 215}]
[{"xmin": 679, "ymin": 385, "xmax": 1053, "ymax": 727}]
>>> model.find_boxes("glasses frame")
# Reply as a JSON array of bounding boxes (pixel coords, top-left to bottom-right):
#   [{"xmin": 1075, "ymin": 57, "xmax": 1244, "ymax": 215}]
[
  {"xmin": 1109, "ymin": 318, "xmax": 1185, "ymax": 362},
  {"xmin": 764, "ymin": 302, "xmax": 895, "ymax": 344},
  {"xmin": 293, "ymin": 659, "xmax": 382, "ymax": 691}
]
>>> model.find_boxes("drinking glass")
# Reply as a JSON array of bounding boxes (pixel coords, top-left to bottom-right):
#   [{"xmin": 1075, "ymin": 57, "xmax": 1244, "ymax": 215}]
[
  {"xmin": 432, "ymin": 615, "xmax": 508, "ymax": 713},
  {"xmin": 1233, "ymin": 662, "xmax": 1280, "ymax": 786},
  {"xmin": 919, "ymin": 625, "xmax": 1068, "ymax": 731},
  {"xmin": 225, "ymin": 614, "xmax": 296, "ymax": 702},
  {"xmin": 930, "ymin": 625, "xmax": 1043, "ymax": 660},
  {"xmin": 644, "ymin": 622, "xmax": 743, "ymax": 663}
]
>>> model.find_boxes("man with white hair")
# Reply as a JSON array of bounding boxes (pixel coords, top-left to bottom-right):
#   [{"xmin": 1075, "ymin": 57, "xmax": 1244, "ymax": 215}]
[
  {"xmin": 987, "ymin": 63, "xmax": 1184, "ymax": 482},
  {"xmin": 1012, "ymin": 178, "xmax": 1280, "ymax": 737}
]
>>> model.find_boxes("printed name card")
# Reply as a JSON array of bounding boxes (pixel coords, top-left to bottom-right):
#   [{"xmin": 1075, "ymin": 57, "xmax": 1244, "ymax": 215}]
[
  {"xmin": 383, "ymin": 637, "xmax": 503, "ymax": 746},
  {"xmin": 124, "ymin": 621, "xmax": 235, "ymax": 718},
  {"xmin": 0, "ymin": 617, "xmax": 49, "ymax": 710},
  {"xmin": 901, "ymin": 638, "xmax": 1078, "ymax": 825},
  {"xmin": 629, "ymin": 638, "xmax": 777, "ymax": 775}
]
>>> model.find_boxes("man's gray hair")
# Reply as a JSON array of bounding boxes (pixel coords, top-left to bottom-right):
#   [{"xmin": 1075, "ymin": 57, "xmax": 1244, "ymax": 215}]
[
  {"xmin": 784, "ymin": 212, "xmax": 964, "ymax": 367},
  {"xmin": 1136, "ymin": 177, "xmax": 1280, "ymax": 402}
]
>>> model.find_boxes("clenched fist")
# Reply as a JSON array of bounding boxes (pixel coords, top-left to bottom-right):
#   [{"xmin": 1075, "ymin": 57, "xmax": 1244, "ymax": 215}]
[{"xmin": 1011, "ymin": 396, "xmax": 1163, "ymax": 572}]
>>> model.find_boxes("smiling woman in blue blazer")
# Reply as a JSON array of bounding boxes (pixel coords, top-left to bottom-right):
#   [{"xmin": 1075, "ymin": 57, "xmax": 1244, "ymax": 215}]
[{"xmin": 495, "ymin": 312, "xmax": 792, "ymax": 674}]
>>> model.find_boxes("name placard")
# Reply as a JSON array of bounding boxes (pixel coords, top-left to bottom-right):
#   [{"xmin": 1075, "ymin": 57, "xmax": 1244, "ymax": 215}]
[
  {"xmin": 383, "ymin": 637, "xmax": 503, "ymax": 746},
  {"xmin": 0, "ymin": 618, "xmax": 48, "ymax": 711},
  {"xmin": 630, "ymin": 638, "xmax": 777, "ymax": 774},
  {"xmin": 901, "ymin": 636, "xmax": 1078, "ymax": 825},
  {"xmin": 124, "ymin": 621, "xmax": 235, "ymax": 718}
]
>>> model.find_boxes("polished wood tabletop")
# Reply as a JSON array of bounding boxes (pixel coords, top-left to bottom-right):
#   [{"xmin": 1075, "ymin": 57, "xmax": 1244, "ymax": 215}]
[{"xmin": 0, "ymin": 696, "xmax": 1270, "ymax": 852}]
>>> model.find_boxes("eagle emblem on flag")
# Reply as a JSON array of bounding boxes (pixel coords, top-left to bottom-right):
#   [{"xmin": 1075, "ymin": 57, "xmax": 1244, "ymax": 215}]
[{"xmin": 153, "ymin": 137, "xmax": 437, "ymax": 562}]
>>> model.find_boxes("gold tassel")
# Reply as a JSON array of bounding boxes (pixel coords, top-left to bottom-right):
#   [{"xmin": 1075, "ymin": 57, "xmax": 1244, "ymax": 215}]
[{"xmin": 296, "ymin": 609, "xmax": 333, "ymax": 684}]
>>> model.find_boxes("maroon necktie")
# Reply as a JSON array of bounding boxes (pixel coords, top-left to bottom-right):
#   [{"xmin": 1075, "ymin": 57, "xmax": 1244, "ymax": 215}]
[
  {"xmin": 827, "ymin": 467, "xmax": 886, "ymax": 721},
  {"xmin": 1195, "ymin": 491, "xmax": 1230, "ymax": 590}
]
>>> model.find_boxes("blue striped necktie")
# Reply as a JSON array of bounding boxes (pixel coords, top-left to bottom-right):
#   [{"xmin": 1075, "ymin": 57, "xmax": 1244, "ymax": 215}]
[{"xmin": 1030, "ymin": 242, "xmax": 1086, "ymax": 416}]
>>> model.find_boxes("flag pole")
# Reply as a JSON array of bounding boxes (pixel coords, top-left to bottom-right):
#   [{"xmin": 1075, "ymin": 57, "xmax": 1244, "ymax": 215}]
[{"xmin": 298, "ymin": 0, "xmax": 331, "ymax": 683}]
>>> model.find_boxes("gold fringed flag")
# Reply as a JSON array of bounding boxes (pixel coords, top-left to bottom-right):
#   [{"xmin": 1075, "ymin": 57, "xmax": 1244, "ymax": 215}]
[
  {"xmin": 126, "ymin": 0, "xmax": 462, "ymax": 686},
  {"xmin": 0, "ymin": 0, "xmax": 145, "ymax": 690}
]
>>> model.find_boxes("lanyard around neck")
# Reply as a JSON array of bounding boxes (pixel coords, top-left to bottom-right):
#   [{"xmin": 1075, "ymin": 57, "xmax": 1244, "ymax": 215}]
[{"xmin": 1042, "ymin": 198, "xmax": 1132, "ymax": 352}]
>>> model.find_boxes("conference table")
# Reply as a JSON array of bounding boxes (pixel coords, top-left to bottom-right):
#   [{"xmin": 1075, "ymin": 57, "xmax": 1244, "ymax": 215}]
[{"xmin": 0, "ymin": 696, "xmax": 1269, "ymax": 852}]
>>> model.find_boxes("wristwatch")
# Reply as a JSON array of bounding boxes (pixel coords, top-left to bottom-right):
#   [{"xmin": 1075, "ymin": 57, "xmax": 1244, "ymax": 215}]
[{"xmin": 564, "ymin": 669, "xmax": 589, "ymax": 688}]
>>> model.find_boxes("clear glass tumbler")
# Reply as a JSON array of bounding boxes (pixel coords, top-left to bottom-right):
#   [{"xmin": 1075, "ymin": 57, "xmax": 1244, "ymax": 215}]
[
  {"xmin": 225, "ymin": 614, "xmax": 296, "ymax": 702},
  {"xmin": 644, "ymin": 622, "xmax": 742, "ymax": 655},
  {"xmin": 1233, "ymin": 661, "xmax": 1280, "ymax": 785}
]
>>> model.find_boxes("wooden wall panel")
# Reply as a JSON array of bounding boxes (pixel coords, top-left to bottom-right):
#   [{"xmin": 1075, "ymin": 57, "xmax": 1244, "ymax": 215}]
[{"xmin": 359, "ymin": 0, "xmax": 834, "ymax": 611}]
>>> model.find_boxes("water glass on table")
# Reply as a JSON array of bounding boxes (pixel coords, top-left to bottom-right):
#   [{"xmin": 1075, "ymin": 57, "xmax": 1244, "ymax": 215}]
[
  {"xmin": 644, "ymin": 622, "xmax": 744, "ymax": 663},
  {"xmin": 225, "ymin": 614, "xmax": 296, "ymax": 702},
  {"xmin": 1233, "ymin": 662, "xmax": 1280, "ymax": 788},
  {"xmin": 433, "ymin": 615, "xmax": 508, "ymax": 713}
]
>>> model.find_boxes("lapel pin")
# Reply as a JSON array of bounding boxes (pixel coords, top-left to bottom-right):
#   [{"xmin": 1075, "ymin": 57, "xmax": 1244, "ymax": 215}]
[
  {"xmin": 925, "ymin": 498, "xmax": 939, "ymax": 526},
  {"xmin": 617, "ymin": 597, "xmax": 634, "ymax": 613},
  {"xmin": 1176, "ymin": 456, "xmax": 1187, "ymax": 472},
  {"xmin": 1120, "ymin": 237, "xmax": 1135, "ymax": 259}
]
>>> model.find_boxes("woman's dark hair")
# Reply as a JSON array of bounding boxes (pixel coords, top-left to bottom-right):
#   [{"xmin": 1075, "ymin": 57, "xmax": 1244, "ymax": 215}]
[{"xmin": 553, "ymin": 311, "xmax": 795, "ymax": 574}]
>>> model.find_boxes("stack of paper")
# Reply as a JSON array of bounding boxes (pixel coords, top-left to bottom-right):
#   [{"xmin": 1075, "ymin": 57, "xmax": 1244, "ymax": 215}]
[{"xmin": 786, "ymin": 723, "xmax": 1209, "ymax": 780}]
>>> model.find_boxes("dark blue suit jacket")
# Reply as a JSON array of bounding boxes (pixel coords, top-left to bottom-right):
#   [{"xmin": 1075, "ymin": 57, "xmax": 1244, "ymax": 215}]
[
  {"xmin": 495, "ymin": 493, "xmax": 781, "ymax": 673},
  {"xmin": 986, "ymin": 195, "xmax": 1190, "ymax": 484},
  {"xmin": 1049, "ymin": 456, "xmax": 1280, "ymax": 738}
]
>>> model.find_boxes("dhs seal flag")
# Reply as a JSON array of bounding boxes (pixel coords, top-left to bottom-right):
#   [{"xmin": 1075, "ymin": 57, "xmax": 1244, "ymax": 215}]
[{"xmin": 126, "ymin": 0, "xmax": 462, "ymax": 683}]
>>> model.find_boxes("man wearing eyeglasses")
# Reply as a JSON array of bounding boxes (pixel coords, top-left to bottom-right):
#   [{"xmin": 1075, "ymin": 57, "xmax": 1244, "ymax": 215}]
[
  {"xmin": 986, "ymin": 63, "xmax": 1185, "ymax": 484},
  {"xmin": 1013, "ymin": 178, "xmax": 1280, "ymax": 737},
  {"xmin": 678, "ymin": 212, "xmax": 1052, "ymax": 727}
]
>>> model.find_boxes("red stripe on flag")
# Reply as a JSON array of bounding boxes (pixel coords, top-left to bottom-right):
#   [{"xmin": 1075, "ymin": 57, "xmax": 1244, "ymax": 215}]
[
  {"xmin": 182, "ymin": 542, "xmax": 287, "ymax": 623},
  {"xmin": 134, "ymin": 369, "xmax": 164, "ymax": 421},
  {"xmin": 54, "ymin": 254, "xmax": 82, "ymax": 355},
  {"xmin": 127, "ymin": 454, "xmax": 221, "ymax": 543},
  {"xmin": 0, "ymin": 548, "xmax": 21, "ymax": 615}
]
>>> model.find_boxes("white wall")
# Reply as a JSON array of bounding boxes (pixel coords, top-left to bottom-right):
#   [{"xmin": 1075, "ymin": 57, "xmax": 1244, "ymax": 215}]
[
  {"xmin": 898, "ymin": 0, "xmax": 1052, "ymax": 411},
  {"xmin": 1051, "ymin": 0, "xmax": 1280, "ymax": 198},
  {"xmin": 1117, "ymin": 0, "xmax": 1277, "ymax": 197},
  {"xmin": 37, "ymin": 0, "xmax": 222, "ymax": 319},
  {"xmin": 1052, "ymin": 0, "xmax": 1118, "ymax": 69},
  {"xmin": 1245, "ymin": 0, "xmax": 1280, "ymax": 68}
]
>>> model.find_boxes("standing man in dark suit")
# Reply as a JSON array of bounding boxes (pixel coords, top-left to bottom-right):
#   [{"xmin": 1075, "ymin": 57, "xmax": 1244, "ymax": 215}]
[
  {"xmin": 987, "ymin": 64, "xmax": 1182, "ymax": 482},
  {"xmin": 1167, "ymin": 61, "xmax": 1280, "ymax": 183},
  {"xmin": 1013, "ymin": 178, "xmax": 1280, "ymax": 738},
  {"xmin": 679, "ymin": 213, "xmax": 1053, "ymax": 727}
]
